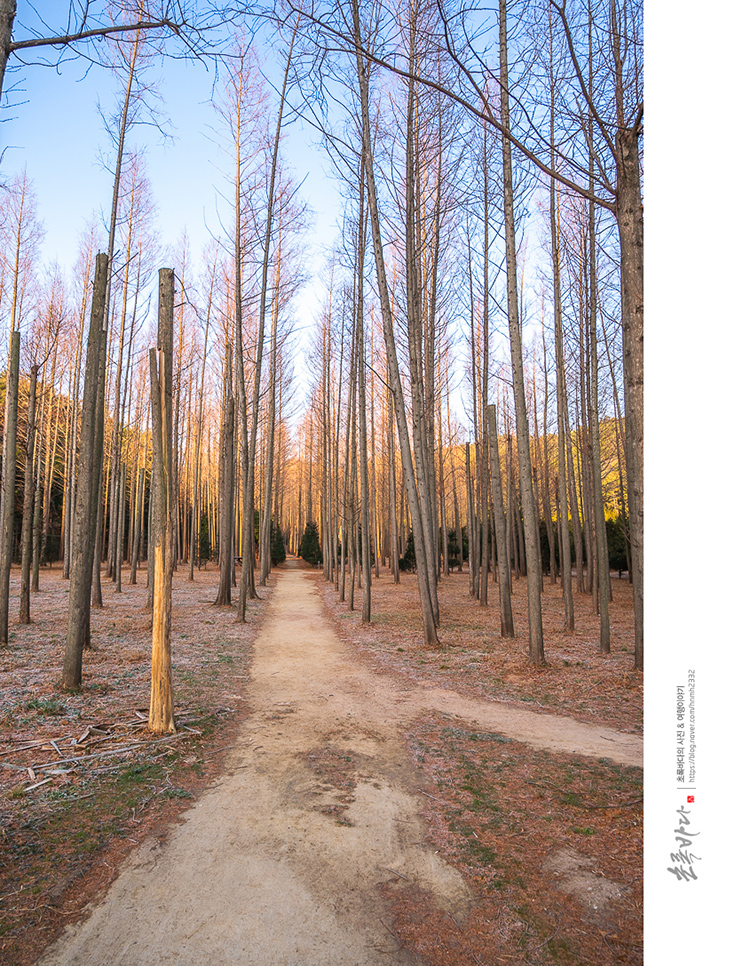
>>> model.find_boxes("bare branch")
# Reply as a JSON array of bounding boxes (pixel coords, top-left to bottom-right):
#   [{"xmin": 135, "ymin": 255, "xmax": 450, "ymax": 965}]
[{"xmin": 8, "ymin": 19, "xmax": 183, "ymax": 55}]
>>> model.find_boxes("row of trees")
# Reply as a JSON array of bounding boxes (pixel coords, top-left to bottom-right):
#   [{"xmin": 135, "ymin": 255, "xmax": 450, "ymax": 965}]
[
  {"xmin": 270, "ymin": 0, "xmax": 641, "ymax": 669},
  {"xmin": 1, "ymin": 0, "xmax": 643, "ymax": 722},
  {"xmin": 0, "ymin": 9, "xmax": 310, "ymax": 732}
]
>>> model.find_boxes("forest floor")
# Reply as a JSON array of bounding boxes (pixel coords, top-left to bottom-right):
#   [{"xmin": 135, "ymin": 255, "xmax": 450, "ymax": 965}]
[{"xmin": 0, "ymin": 559, "xmax": 642, "ymax": 966}]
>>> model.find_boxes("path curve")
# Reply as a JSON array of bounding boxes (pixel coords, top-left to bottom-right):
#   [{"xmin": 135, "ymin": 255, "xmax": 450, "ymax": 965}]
[{"xmin": 38, "ymin": 569, "xmax": 641, "ymax": 966}]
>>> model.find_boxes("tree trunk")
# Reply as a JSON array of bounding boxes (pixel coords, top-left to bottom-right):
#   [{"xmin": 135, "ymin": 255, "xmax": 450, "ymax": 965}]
[
  {"xmin": 90, "ymin": 320, "xmax": 108, "ymax": 612},
  {"xmin": 387, "ymin": 388, "xmax": 400, "ymax": 583},
  {"xmin": 537, "ymin": 343, "xmax": 557, "ymax": 584},
  {"xmin": 0, "ymin": 1, "xmax": 15, "ymax": 98},
  {"xmin": 62, "ymin": 253, "xmax": 107, "ymax": 688},
  {"xmin": 551, "ymin": 179, "xmax": 575, "ymax": 628},
  {"xmin": 189, "ymin": 269, "xmax": 213, "ymax": 581},
  {"xmin": 499, "ymin": 0, "xmax": 543, "ymax": 662},
  {"xmin": 259, "ymin": 238, "xmax": 282, "ymax": 586},
  {"xmin": 130, "ymin": 459, "xmax": 145, "ymax": 585},
  {"xmin": 465, "ymin": 443, "xmax": 477, "ymax": 597},
  {"xmin": 487, "ymin": 405, "xmax": 514, "ymax": 637},
  {"xmin": 615, "ymin": 125, "xmax": 643, "ymax": 670},
  {"xmin": 148, "ymin": 267, "xmax": 176, "ymax": 734},
  {"xmin": 357, "ymin": 270, "xmax": 371, "ymax": 624},
  {"xmin": 404, "ymin": 19, "xmax": 440, "ymax": 624},
  {"xmin": 115, "ymin": 463, "xmax": 126, "ymax": 592},
  {"xmin": 0, "ymin": 331, "xmax": 20, "ymax": 645},
  {"xmin": 588, "ymin": 174, "xmax": 611, "ymax": 651},
  {"xmin": 63, "ymin": 281, "xmax": 89, "ymax": 581},
  {"xmin": 215, "ymin": 349, "xmax": 235, "ymax": 607},
  {"xmin": 18, "ymin": 363, "xmax": 38, "ymax": 624},
  {"xmin": 238, "ymin": 26, "xmax": 295, "ymax": 623},
  {"xmin": 350, "ymin": 0, "xmax": 439, "ymax": 646}
]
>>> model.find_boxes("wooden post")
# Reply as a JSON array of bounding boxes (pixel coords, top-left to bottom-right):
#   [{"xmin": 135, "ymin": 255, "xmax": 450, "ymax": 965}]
[{"xmin": 149, "ymin": 268, "xmax": 175, "ymax": 734}]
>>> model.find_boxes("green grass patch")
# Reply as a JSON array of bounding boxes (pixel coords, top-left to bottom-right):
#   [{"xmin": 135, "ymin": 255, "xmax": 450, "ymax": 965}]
[
  {"xmin": 160, "ymin": 787, "xmax": 193, "ymax": 800},
  {"xmin": 25, "ymin": 697, "xmax": 66, "ymax": 716}
]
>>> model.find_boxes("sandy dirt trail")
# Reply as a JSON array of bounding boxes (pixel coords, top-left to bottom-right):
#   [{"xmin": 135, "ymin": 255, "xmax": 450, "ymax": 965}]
[{"xmin": 38, "ymin": 567, "xmax": 641, "ymax": 966}]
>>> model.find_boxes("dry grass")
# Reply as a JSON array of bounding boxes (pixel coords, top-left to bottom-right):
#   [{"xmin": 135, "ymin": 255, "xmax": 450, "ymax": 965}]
[
  {"xmin": 0, "ymin": 560, "xmax": 642, "ymax": 966},
  {"xmin": 384, "ymin": 716, "xmax": 643, "ymax": 965},
  {"xmin": 320, "ymin": 566, "xmax": 642, "ymax": 965},
  {"xmin": 321, "ymin": 568, "xmax": 641, "ymax": 734}
]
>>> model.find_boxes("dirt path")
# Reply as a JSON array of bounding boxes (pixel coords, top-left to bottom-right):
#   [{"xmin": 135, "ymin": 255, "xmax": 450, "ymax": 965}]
[{"xmin": 37, "ymin": 568, "xmax": 642, "ymax": 966}]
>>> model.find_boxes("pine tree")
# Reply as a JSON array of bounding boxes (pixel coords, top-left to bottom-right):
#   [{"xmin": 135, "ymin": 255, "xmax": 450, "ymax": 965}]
[{"xmin": 298, "ymin": 521, "xmax": 322, "ymax": 567}]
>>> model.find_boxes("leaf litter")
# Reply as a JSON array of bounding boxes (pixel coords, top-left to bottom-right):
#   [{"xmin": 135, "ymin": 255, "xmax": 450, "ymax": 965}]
[
  {"xmin": 1, "ymin": 563, "xmax": 642, "ymax": 965},
  {"xmin": 0, "ymin": 565, "xmax": 270, "ymax": 966},
  {"xmin": 320, "ymin": 569, "xmax": 642, "ymax": 965}
]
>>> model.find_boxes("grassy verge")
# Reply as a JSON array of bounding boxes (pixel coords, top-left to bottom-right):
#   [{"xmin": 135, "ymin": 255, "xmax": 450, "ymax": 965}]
[{"xmin": 384, "ymin": 715, "xmax": 643, "ymax": 965}]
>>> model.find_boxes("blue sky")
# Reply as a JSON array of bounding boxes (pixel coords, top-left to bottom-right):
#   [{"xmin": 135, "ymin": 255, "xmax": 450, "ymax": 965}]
[{"xmin": 1, "ymin": 5, "xmax": 342, "ymax": 341}]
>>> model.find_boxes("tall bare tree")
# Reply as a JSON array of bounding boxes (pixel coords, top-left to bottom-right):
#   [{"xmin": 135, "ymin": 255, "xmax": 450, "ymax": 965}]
[
  {"xmin": 62, "ymin": 253, "xmax": 107, "ymax": 690},
  {"xmin": 498, "ymin": 0, "xmax": 544, "ymax": 663},
  {"xmin": 0, "ymin": 330, "xmax": 19, "ymax": 645}
]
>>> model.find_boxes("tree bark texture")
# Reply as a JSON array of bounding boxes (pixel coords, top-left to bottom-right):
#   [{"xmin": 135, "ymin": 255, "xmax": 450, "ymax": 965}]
[
  {"xmin": 62, "ymin": 253, "xmax": 107, "ymax": 689},
  {"xmin": 148, "ymin": 268, "xmax": 176, "ymax": 734},
  {"xmin": 487, "ymin": 405, "xmax": 514, "ymax": 638},
  {"xmin": 616, "ymin": 127, "xmax": 643, "ymax": 670},
  {"xmin": 499, "ymin": 0, "xmax": 544, "ymax": 663},
  {"xmin": 18, "ymin": 363, "xmax": 38, "ymax": 624},
  {"xmin": 0, "ymin": 330, "xmax": 20, "ymax": 645},
  {"xmin": 350, "ymin": 0, "xmax": 439, "ymax": 646}
]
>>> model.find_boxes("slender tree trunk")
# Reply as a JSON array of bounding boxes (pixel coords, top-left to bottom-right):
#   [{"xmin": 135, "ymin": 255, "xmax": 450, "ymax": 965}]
[
  {"xmin": 115, "ymin": 463, "xmax": 126, "ymax": 592},
  {"xmin": 0, "ymin": 331, "xmax": 20, "ymax": 645},
  {"xmin": 130, "ymin": 459, "xmax": 145, "ymax": 585},
  {"xmin": 259, "ymin": 235, "xmax": 282, "ymax": 586},
  {"xmin": 90, "ymin": 319, "xmax": 108, "ymax": 611},
  {"xmin": 405, "ymin": 21, "xmax": 439, "ymax": 624},
  {"xmin": 19, "ymin": 363, "xmax": 38, "ymax": 624},
  {"xmin": 215, "ymin": 349, "xmax": 235, "ymax": 607},
  {"xmin": 63, "ymin": 298, "xmax": 87, "ymax": 580},
  {"xmin": 30, "ymin": 418, "xmax": 42, "ymax": 593},
  {"xmin": 354, "ymin": 159, "xmax": 372, "ymax": 622},
  {"xmin": 350, "ymin": 0, "xmax": 439, "ymax": 645},
  {"xmin": 551, "ymin": 178, "xmax": 574, "ymax": 629},
  {"xmin": 499, "ymin": 0, "xmax": 543, "ymax": 663},
  {"xmin": 62, "ymin": 254, "xmax": 107, "ymax": 688},
  {"xmin": 238, "ymin": 26, "xmax": 296, "ymax": 623},
  {"xmin": 588, "ymin": 166, "xmax": 611, "ymax": 650},
  {"xmin": 357, "ymin": 263, "xmax": 371, "ymax": 623},
  {"xmin": 189, "ymin": 272, "xmax": 213, "ymax": 581},
  {"xmin": 538, "ymin": 338, "xmax": 557, "ymax": 584},
  {"xmin": 465, "ymin": 443, "xmax": 477, "ymax": 597},
  {"xmin": 479, "ymin": 122, "xmax": 491, "ymax": 605},
  {"xmin": 347, "ymin": 361, "xmax": 357, "ymax": 611},
  {"xmin": 92, "ymin": 28, "xmax": 141, "ymax": 606},
  {"xmin": 387, "ymin": 390, "xmax": 400, "ymax": 583},
  {"xmin": 340, "ymin": 337, "xmax": 354, "ymax": 601},
  {"xmin": 370, "ymin": 329, "xmax": 380, "ymax": 580},
  {"xmin": 505, "ymin": 432, "xmax": 515, "ymax": 580},
  {"xmin": 38, "ymin": 345, "xmax": 60, "ymax": 570},
  {"xmin": 487, "ymin": 405, "xmax": 514, "ymax": 637}
]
